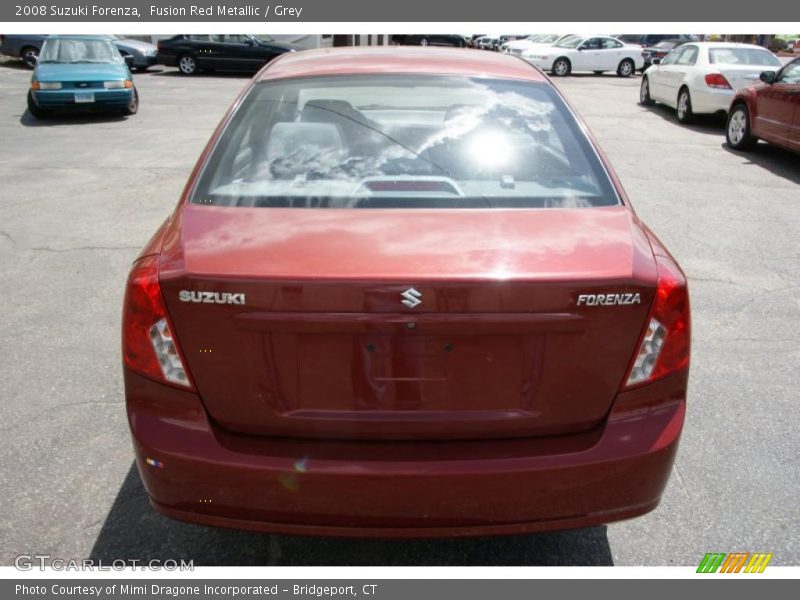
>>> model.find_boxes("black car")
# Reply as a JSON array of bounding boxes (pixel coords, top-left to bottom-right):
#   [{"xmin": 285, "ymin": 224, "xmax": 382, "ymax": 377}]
[
  {"xmin": 156, "ymin": 34, "xmax": 300, "ymax": 75},
  {"xmin": 390, "ymin": 35, "xmax": 467, "ymax": 48},
  {"xmin": 615, "ymin": 34, "xmax": 694, "ymax": 47},
  {"xmin": 641, "ymin": 39, "xmax": 690, "ymax": 70}
]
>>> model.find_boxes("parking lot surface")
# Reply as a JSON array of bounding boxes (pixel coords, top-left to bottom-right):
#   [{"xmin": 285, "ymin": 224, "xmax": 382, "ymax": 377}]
[{"xmin": 0, "ymin": 61, "xmax": 798, "ymax": 566}]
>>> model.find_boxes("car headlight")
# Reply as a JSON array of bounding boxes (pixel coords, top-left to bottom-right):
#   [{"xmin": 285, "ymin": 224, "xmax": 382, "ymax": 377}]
[
  {"xmin": 104, "ymin": 80, "xmax": 133, "ymax": 89},
  {"xmin": 34, "ymin": 81, "xmax": 62, "ymax": 90}
]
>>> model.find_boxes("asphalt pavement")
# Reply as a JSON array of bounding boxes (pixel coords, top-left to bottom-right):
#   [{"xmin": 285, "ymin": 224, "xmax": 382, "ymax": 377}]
[{"xmin": 0, "ymin": 60, "xmax": 797, "ymax": 566}]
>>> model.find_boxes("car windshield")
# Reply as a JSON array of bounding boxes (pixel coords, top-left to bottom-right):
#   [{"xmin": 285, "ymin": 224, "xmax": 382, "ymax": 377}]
[
  {"xmin": 190, "ymin": 75, "xmax": 618, "ymax": 209},
  {"xmin": 708, "ymin": 47, "xmax": 782, "ymax": 67},
  {"xmin": 653, "ymin": 40, "xmax": 678, "ymax": 49},
  {"xmin": 555, "ymin": 36, "xmax": 583, "ymax": 49},
  {"xmin": 253, "ymin": 35, "xmax": 275, "ymax": 43},
  {"xmin": 39, "ymin": 38, "xmax": 122, "ymax": 64}
]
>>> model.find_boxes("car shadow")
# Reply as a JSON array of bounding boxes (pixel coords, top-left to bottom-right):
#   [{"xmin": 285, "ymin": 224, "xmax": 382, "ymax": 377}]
[
  {"xmin": 89, "ymin": 464, "xmax": 614, "ymax": 566},
  {"xmin": 722, "ymin": 141, "xmax": 800, "ymax": 186},
  {"xmin": 0, "ymin": 59, "xmax": 32, "ymax": 71},
  {"xmin": 19, "ymin": 109, "xmax": 129, "ymax": 127},
  {"xmin": 640, "ymin": 102, "xmax": 726, "ymax": 136}
]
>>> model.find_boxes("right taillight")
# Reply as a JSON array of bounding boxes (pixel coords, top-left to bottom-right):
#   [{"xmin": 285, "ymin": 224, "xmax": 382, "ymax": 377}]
[
  {"xmin": 624, "ymin": 257, "xmax": 690, "ymax": 388},
  {"xmin": 122, "ymin": 255, "xmax": 193, "ymax": 389}
]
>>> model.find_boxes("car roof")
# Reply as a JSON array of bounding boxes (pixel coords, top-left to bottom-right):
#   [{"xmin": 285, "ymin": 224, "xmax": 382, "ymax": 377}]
[
  {"xmin": 687, "ymin": 41, "xmax": 772, "ymax": 50},
  {"xmin": 256, "ymin": 47, "xmax": 548, "ymax": 83}
]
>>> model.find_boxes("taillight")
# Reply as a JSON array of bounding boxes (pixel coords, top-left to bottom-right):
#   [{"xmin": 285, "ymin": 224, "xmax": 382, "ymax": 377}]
[
  {"xmin": 704, "ymin": 73, "xmax": 732, "ymax": 89},
  {"xmin": 624, "ymin": 257, "xmax": 690, "ymax": 388},
  {"xmin": 122, "ymin": 256, "xmax": 193, "ymax": 389}
]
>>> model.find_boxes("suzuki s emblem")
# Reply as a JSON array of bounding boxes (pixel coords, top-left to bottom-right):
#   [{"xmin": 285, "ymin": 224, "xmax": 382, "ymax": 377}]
[{"xmin": 401, "ymin": 287, "xmax": 422, "ymax": 308}]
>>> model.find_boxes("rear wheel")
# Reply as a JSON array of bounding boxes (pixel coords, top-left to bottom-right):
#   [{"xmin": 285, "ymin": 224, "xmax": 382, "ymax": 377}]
[
  {"xmin": 26, "ymin": 90, "xmax": 49, "ymax": 119},
  {"xmin": 726, "ymin": 103, "xmax": 757, "ymax": 150},
  {"xmin": 617, "ymin": 58, "xmax": 635, "ymax": 77},
  {"xmin": 178, "ymin": 54, "xmax": 197, "ymax": 75},
  {"xmin": 552, "ymin": 58, "xmax": 571, "ymax": 77},
  {"xmin": 676, "ymin": 87, "xmax": 694, "ymax": 124},
  {"xmin": 639, "ymin": 76, "xmax": 654, "ymax": 106},
  {"xmin": 21, "ymin": 46, "xmax": 39, "ymax": 69}
]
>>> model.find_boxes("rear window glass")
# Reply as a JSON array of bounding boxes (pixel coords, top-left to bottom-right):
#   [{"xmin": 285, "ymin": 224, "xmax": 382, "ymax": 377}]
[
  {"xmin": 190, "ymin": 75, "xmax": 619, "ymax": 209},
  {"xmin": 708, "ymin": 47, "xmax": 782, "ymax": 67}
]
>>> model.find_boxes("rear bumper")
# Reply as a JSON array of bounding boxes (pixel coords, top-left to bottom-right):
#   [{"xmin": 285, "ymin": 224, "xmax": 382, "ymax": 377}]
[
  {"xmin": 32, "ymin": 88, "xmax": 133, "ymax": 109},
  {"xmin": 126, "ymin": 370, "xmax": 686, "ymax": 538},
  {"xmin": 689, "ymin": 87, "xmax": 734, "ymax": 115}
]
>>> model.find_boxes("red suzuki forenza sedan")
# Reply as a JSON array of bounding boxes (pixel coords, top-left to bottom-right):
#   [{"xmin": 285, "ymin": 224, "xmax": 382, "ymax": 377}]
[{"xmin": 123, "ymin": 47, "xmax": 690, "ymax": 537}]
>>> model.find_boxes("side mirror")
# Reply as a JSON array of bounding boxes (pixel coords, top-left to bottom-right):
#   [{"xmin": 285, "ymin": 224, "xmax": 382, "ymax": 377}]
[
  {"xmin": 652, "ymin": 58, "xmax": 662, "ymax": 65},
  {"xmin": 123, "ymin": 55, "xmax": 134, "ymax": 68},
  {"xmin": 759, "ymin": 70, "xmax": 776, "ymax": 84}
]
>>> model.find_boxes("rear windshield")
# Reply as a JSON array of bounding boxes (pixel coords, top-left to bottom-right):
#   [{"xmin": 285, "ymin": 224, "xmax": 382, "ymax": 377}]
[
  {"xmin": 708, "ymin": 47, "xmax": 782, "ymax": 67},
  {"xmin": 190, "ymin": 74, "xmax": 619, "ymax": 209}
]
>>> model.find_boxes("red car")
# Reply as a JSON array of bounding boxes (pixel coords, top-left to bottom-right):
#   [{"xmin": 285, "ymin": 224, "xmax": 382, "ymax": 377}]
[
  {"xmin": 123, "ymin": 47, "xmax": 690, "ymax": 537},
  {"xmin": 726, "ymin": 57, "xmax": 800, "ymax": 154}
]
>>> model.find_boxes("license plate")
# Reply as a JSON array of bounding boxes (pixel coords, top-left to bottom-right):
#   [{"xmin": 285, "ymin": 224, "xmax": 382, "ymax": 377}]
[{"xmin": 74, "ymin": 91, "xmax": 95, "ymax": 103}]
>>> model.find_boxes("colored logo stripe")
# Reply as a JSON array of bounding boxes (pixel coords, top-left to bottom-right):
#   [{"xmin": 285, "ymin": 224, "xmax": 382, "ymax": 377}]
[{"xmin": 697, "ymin": 552, "xmax": 773, "ymax": 573}]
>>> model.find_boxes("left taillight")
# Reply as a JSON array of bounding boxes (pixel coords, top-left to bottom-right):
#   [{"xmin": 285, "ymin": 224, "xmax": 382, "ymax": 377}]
[
  {"xmin": 624, "ymin": 256, "xmax": 690, "ymax": 388},
  {"xmin": 704, "ymin": 73, "xmax": 732, "ymax": 89},
  {"xmin": 122, "ymin": 255, "xmax": 194, "ymax": 389}
]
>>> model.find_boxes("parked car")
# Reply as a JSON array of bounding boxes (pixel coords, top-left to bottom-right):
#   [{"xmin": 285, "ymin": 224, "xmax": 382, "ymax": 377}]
[
  {"xmin": 122, "ymin": 46, "xmax": 690, "ymax": 537},
  {"xmin": 616, "ymin": 34, "xmax": 695, "ymax": 48},
  {"xmin": 27, "ymin": 35, "xmax": 138, "ymax": 118},
  {"xmin": 1, "ymin": 34, "xmax": 157, "ymax": 70},
  {"xmin": 475, "ymin": 35, "xmax": 501, "ymax": 50},
  {"xmin": 640, "ymin": 42, "xmax": 783, "ymax": 124},
  {"xmin": 106, "ymin": 35, "xmax": 158, "ymax": 71},
  {"xmin": 523, "ymin": 35, "xmax": 644, "ymax": 77},
  {"xmin": 726, "ymin": 57, "xmax": 800, "ymax": 154},
  {"xmin": 156, "ymin": 34, "xmax": 300, "ymax": 75},
  {"xmin": 390, "ymin": 35, "xmax": 466, "ymax": 47},
  {"xmin": 0, "ymin": 34, "xmax": 46, "ymax": 68},
  {"xmin": 642, "ymin": 39, "xmax": 690, "ymax": 71},
  {"xmin": 500, "ymin": 34, "xmax": 565, "ymax": 55}
]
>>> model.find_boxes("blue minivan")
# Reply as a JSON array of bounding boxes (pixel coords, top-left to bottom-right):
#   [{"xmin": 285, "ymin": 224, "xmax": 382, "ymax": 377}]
[{"xmin": 28, "ymin": 35, "xmax": 139, "ymax": 118}]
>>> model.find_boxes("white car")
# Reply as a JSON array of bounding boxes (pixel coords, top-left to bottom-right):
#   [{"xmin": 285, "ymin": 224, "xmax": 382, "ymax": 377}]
[
  {"xmin": 639, "ymin": 42, "xmax": 783, "ymax": 124},
  {"xmin": 500, "ymin": 33, "xmax": 564, "ymax": 55},
  {"xmin": 522, "ymin": 35, "xmax": 644, "ymax": 77}
]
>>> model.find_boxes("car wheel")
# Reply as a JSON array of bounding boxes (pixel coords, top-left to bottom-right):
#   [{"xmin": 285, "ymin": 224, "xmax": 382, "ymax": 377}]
[
  {"xmin": 639, "ymin": 76, "xmax": 654, "ymax": 106},
  {"xmin": 419, "ymin": 38, "xmax": 429, "ymax": 47},
  {"xmin": 726, "ymin": 103, "xmax": 757, "ymax": 151},
  {"xmin": 593, "ymin": 70, "xmax": 604, "ymax": 75},
  {"xmin": 178, "ymin": 54, "xmax": 197, "ymax": 75},
  {"xmin": 676, "ymin": 87, "xmax": 694, "ymax": 124},
  {"xmin": 617, "ymin": 59, "xmax": 635, "ymax": 77},
  {"xmin": 21, "ymin": 47, "xmax": 39, "ymax": 69},
  {"xmin": 552, "ymin": 58, "xmax": 571, "ymax": 77},
  {"xmin": 121, "ymin": 88, "xmax": 139, "ymax": 116},
  {"xmin": 26, "ymin": 90, "xmax": 49, "ymax": 119}
]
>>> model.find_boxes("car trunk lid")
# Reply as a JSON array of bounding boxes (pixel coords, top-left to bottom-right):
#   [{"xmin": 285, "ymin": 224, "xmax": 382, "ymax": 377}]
[{"xmin": 159, "ymin": 205, "xmax": 657, "ymax": 440}]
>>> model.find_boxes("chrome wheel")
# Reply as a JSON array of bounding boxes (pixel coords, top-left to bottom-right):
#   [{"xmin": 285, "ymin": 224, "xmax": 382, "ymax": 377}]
[
  {"xmin": 178, "ymin": 55, "xmax": 197, "ymax": 75},
  {"xmin": 420, "ymin": 38, "xmax": 429, "ymax": 47},
  {"xmin": 677, "ymin": 89, "xmax": 693, "ymax": 123},
  {"xmin": 619, "ymin": 60, "xmax": 633, "ymax": 77},
  {"xmin": 727, "ymin": 109, "xmax": 746, "ymax": 146},
  {"xmin": 22, "ymin": 48, "xmax": 38, "ymax": 69},
  {"xmin": 553, "ymin": 59, "xmax": 569, "ymax": 76}
]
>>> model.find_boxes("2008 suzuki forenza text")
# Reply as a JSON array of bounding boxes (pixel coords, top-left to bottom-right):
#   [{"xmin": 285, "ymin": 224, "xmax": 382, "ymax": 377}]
[{"xmin": 122, "ymin": 47, "xmax": 690, "ymax": 537}]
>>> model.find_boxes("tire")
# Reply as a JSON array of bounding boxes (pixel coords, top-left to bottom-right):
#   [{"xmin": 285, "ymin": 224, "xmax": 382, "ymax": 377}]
[
  {"xmin": 676, "ymin": 87, "xmax": 694, "ymax": 124},
  {"xmin": 617, "ymin": 58, "xmax": 635, "ymax": 78},
  {"xmin": 121, "ymin": 88, "xmax": 139, "ymax": 116},
  {"xmin": 551, "ymin": 58, "xmax": 571, "ymax": 77},
  {"xmin": 178, "ymin": 54, "xmax": 197, "ymax": 75},
  {"xmin": 21, "ymin": 46, "xmax": 39, "ymax": 69},
  {"xmin": 726, "ymin": 103, "xmax": 757, "ymax": 151},
  {"xmin": 593, "ymin": 70, "xmax": 604, "ymax": 75},
  {"xmin": 26, "ymin": 90, "xmax": 49, "ymax": 119},
  {"xmin": 639, "ymin": 76, "xmax": 654, "ymax": 106}
]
